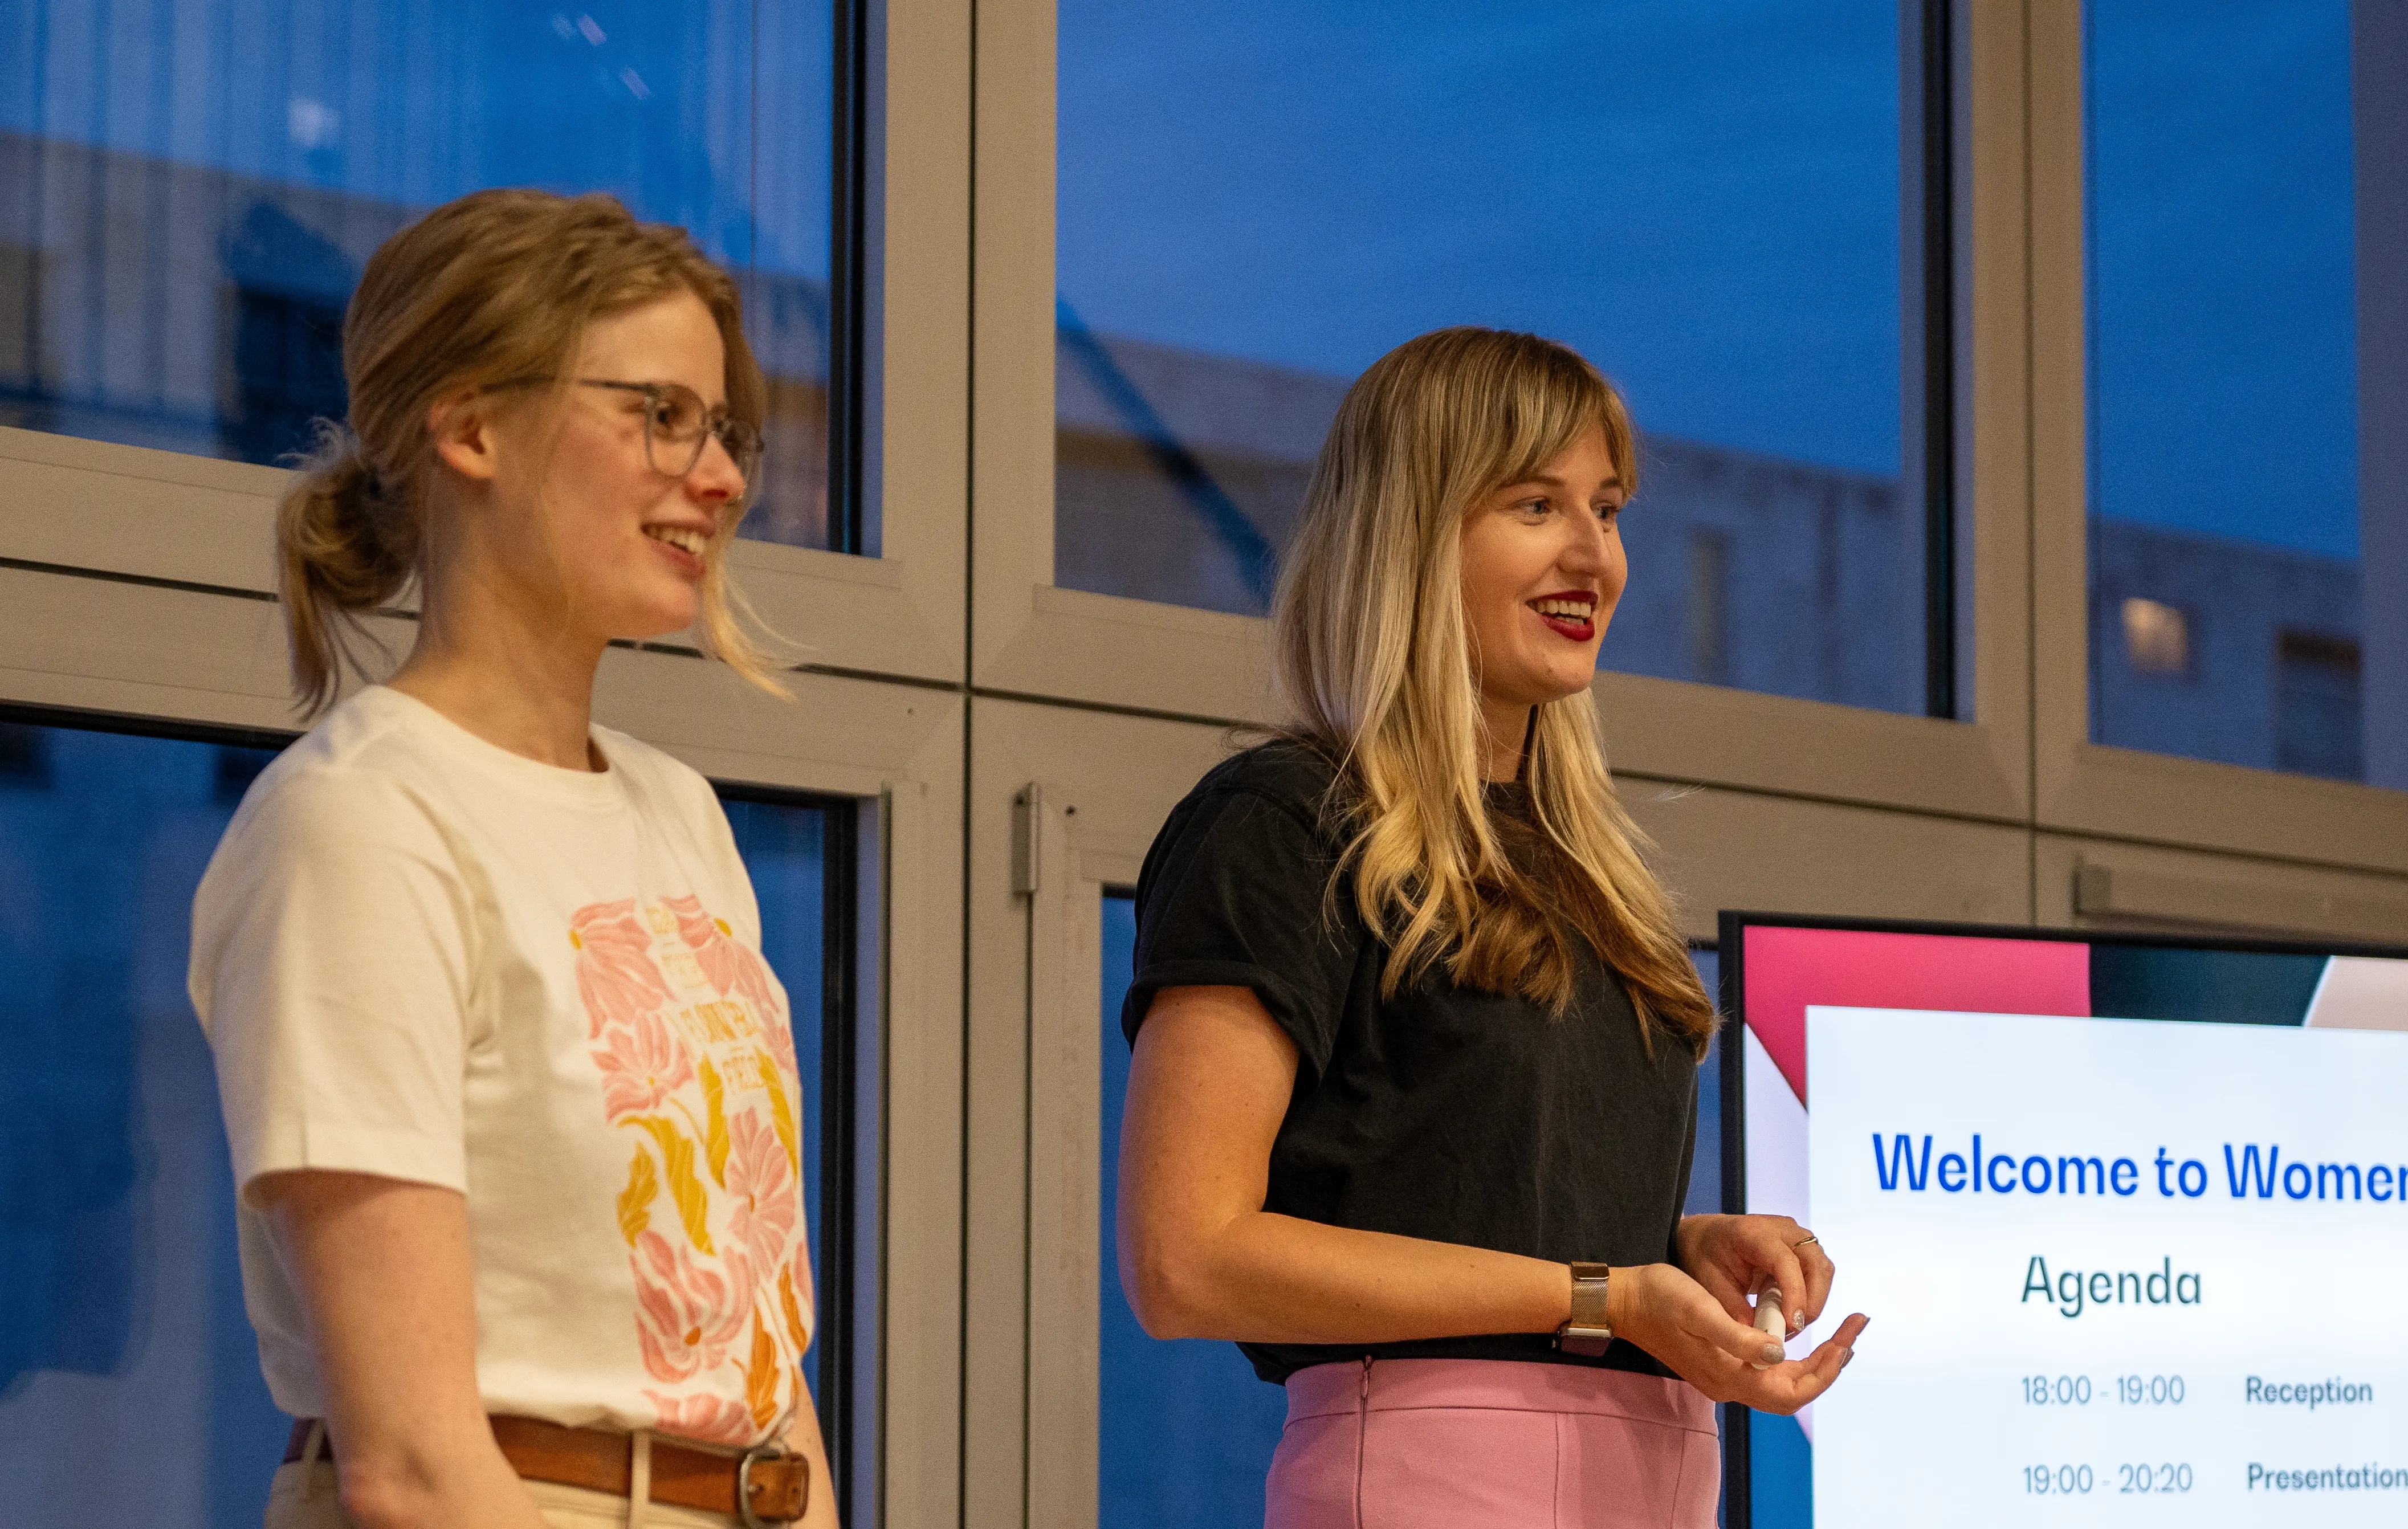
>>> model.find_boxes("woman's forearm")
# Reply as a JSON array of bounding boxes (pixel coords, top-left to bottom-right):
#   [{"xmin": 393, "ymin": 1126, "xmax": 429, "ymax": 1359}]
[
  {"xmin": 1121, "ymin": 986, "xmax": 1580, "ymax": 1346},
  {"xmin": 258, "ymin": 1170, "xmax": 551, "ymax": 1529},
  {"xmin": 1124, "ymin": 1207, "xmax": 1571, "ymax": 1344}
]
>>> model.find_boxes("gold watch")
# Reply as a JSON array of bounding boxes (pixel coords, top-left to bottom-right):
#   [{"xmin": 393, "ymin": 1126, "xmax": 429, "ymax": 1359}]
[{"xmin": 1556, "ymin": 1262, "xmax": 1612, "ymax": 1356}]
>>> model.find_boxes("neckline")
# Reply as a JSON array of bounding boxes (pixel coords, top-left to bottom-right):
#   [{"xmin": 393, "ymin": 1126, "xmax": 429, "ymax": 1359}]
[{"xmin": 365, "ymin": 685, "xmax": 628, "ymax": 812}]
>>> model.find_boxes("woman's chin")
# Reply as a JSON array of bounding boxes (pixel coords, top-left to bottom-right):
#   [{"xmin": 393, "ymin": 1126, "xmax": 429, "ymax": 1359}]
[
  {"xmin": 1534, "ymin": 655, "xmax": 1602, "ymax": 702},
  {"xmin": 617, "ymin": 604, "xmax": 702, "ymax": 647}
]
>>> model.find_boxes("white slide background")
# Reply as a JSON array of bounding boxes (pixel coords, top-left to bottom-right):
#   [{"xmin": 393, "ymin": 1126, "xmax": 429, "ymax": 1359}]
[{"xmin": 1807, "ymin": 1006, "xmax": 2408, "ymax": 1526}]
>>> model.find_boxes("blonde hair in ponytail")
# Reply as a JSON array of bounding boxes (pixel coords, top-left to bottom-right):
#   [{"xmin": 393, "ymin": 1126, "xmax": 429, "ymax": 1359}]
[
  {"xmin": 1272, "ymin": 327, "xmax": 1716, "ymax": 1058},
  {"xmin": 276, "ymin": 187, "xmax": 784, "ymax": 716}
]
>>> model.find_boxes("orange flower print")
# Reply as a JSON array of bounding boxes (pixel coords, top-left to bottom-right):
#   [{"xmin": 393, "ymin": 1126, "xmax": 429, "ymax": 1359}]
[
  {"xmin": 594, "ymin": 1008, "xmax": 695, "ymax": 1122},
  {"xmin": 577, "ymin": 893, "xmax": 801, "ymax": 1445},
  {"xmin": 724, "ymin": 1109, "xmax": 797, "ymax": 1277},
  {"xmin": 643, "ymin": 1389, "xmax": 757, "ymax": 1448},
  {"xmin": 572, "ymin": 899, "xmax": 673, "ymax": 1040},
  {"xmin": 631, "ymin": 1230, "xmax": 749, "ymax": 1384}
]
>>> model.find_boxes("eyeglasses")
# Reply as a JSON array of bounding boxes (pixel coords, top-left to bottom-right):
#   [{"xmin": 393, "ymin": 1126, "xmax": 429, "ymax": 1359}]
[{"xmin": 576, "ymin": 378, "xmax": 763, "ymax": 495}]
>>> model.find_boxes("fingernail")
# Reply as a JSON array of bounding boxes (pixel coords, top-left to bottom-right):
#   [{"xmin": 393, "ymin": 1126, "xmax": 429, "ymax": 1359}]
[
  {"xmin": 1761, "ymin": 1343, "xmax": 1783, "ymax": 1364},
  {"xmin": 1841, "ymin": 1349, "xmax": 1855, "ymax": 1367},
  {"xmin": 1790, "ymin": 1310, "xmax": 1804, "ymax": 1331}
]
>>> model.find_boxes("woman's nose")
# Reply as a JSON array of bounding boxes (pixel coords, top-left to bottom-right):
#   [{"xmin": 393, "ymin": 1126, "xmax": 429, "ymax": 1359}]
[
  {"xmin": 1562, "ymin": 513, "xmax": 1611, "ymax": 573},
  {"xmin": 689, "ymin": 433, "xmax": 747, "ymax": 501}
]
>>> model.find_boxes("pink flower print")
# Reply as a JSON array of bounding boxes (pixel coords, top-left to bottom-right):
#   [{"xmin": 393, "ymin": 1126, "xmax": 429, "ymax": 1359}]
[
  {"xmin": 644, "ymin": 1389, "xmax": 759, "ymax": 1448},
  {"xmin": 724, "ymin": 1109, "xmax": 797, "ymax": 1278},
  {"xmin": 572, "ymin": 899, "xmax": 673, "ymax": 1040},
  {"xmin": 593, "ymin": 1008, "xmax": 695, "ymax": 1121},
  {"xmin": 666, "ymin": 894, "xmax": 788, "ymax": 1033},
  {"xmin": 631, "ymin": 1231, "xmax": 748, "ymax": 1384},
  {"xmin": 756, "ymin": 998, "xmax": 798, "ymax": 1077}
]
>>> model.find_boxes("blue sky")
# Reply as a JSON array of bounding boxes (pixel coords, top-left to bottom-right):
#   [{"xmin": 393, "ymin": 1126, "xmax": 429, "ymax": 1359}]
[
  {"xmin": 0, "ymin": 1, "xmax": 835, "ymax": 280},
  {"xmin": 2085, "ymin": 0, "xmax": 2357, "ymax": 558},
  {"xmin": 1061, "ymin": 0, "xmax": 2362, "ymax": 560},
  {"xmin": 1062, "ymin": 0, "xmax": 1905, "ymax": 478},
  {"xmin": 0, "ymin": 0, "xmax": 2362, "ymax": 558}
]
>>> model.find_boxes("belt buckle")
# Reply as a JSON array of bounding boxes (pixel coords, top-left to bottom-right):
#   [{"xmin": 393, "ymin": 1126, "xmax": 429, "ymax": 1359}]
[{"xmin": 735, "ymin": 1440, "xmax": 794, "ymax": 1528}]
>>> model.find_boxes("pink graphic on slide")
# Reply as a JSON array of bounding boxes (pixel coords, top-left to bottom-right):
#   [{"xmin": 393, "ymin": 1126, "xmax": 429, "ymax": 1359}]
[{"xmin": 1742, "ymin": 926, "xmax": 2091, "ymax": 1105}]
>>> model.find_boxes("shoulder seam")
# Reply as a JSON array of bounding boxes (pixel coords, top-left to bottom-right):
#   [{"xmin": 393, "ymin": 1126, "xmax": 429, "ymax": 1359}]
[{"xmin": 1195, "ymin": 777, "xmax": 1340, "ymax": 844}]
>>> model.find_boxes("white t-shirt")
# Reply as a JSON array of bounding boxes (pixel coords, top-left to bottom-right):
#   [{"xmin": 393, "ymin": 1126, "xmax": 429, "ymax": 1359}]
[{"xmin": 189, "ymin": 685, "xmax": 811, "ymax": 1448}]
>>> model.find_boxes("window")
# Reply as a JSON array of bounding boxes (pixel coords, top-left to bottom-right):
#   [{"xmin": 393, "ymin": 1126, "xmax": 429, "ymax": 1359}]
[
  {"xmin": 2084, "ymin": 0, "xmax": 2403, "ymax": 787},
  {"xmin": 0, "ymin": 1, "xmax": 857, "ymax": 551},
  {"xmin": 2274, "ymin": 630, "xmax": 2364, "ymax": 782},
  {"xmin": 2120, "ymin": 596, "xmax": 2190, "ymax": 678},
  {"xmin": 0, "ymin": 718, "xmax": 861, "ymax": 1529},
  {"xmin": 1097, "ymin": 892, "xmax": 1285, "ymax": 1527},
  {"xmin": 1055, "ymin": 0, "xmax": 1955, "ymax": 717}
]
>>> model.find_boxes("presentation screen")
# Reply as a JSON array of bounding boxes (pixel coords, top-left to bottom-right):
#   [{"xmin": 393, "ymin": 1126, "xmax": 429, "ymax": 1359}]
[{"xmin": 1717, "ymin": 914, "xmax": 2408, "ymax": 1528}]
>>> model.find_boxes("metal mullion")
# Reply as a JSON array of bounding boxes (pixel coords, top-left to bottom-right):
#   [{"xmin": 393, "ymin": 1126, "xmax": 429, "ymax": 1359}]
[
  {"xmin": 816, "ymin": 797, "xmax": 862, "ymax": 1526},
  {"xmin": 827, "ymin": 0, "xmax": 873, "ymax": 557},
  {"xmin": 1920, "ymin": 0, "xmax": 1961, "ymax": 721}
]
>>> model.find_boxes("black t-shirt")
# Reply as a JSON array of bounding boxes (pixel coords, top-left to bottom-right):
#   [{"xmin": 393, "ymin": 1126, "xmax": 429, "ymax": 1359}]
[{"xmin": 1122, "ymin": 740, "xmax": 1700, "ymax": 1384}]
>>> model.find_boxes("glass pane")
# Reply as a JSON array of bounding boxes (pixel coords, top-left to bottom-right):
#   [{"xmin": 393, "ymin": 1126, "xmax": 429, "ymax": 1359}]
[
  {"xmin": 0, "ymin": 724, "xmax": 286, "ymax": 1527},
  {"xmin": 1057, "ymin": 2, "xmax": 1937, "ymax": 715},
  {"xmin": 0, "ymin": 1, "xmax": 849, "ymax": 552},
  {"xmin": 2085, "ymin": 1, "xmax": 2404, "ymax": 786},
  {"xmin": 1098, "ymin": 893, "xmax": 1285, "ymax": 1527},
  {"xmin": 714, "ymin": 796, "xmax": 829, "ymax": 1400},
  {"xmin": 0, "ymin": 721, "xmax": 841, "ymax": 1527},
  {"xmin": 1685, "ymin": 947, "xmax": 1722, "ymax": 1221}
]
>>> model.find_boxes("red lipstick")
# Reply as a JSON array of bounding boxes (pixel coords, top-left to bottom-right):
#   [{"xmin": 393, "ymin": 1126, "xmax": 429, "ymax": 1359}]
[{"xmin": 1527, "ymin": 590, "xmax": 1598, "ymax": 642}]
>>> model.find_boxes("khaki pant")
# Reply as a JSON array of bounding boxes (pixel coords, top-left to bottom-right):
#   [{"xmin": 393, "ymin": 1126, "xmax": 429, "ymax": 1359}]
[{"xmin": 263, "ymin": 1432, "xmax": 743, "ymax": 1529}]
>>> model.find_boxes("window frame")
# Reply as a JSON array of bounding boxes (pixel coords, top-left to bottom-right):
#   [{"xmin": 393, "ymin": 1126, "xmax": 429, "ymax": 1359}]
[
  {"xmin": 0, "ymin": 697, "xmax": 893, "ymax": 1523},
  {"xmin": 2026, "ymin": 0, "xmax": 2408, "ymax": 877},
  {"xmin": 0, "ymin": 0, "xmax": 968, "ymax": 691},
  {"xmin": 0, "ymin": 562, "xmax": 969, "ymax": 1525},
  {"xmin": 969, "ymin": 0, "xmax": 2034, "ymax": 830}
]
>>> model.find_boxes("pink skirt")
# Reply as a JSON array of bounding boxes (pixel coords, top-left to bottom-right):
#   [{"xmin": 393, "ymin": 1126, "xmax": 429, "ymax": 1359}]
[{"xmin": 1264, "ymin": 1357, "xmax": 1720, "ymax": 1529}]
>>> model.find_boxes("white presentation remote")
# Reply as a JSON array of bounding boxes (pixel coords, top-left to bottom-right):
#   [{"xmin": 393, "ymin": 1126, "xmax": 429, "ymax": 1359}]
[{"xmin": 1752, "ymin": 1286, "xmax": 1787, "ymax": 1369}]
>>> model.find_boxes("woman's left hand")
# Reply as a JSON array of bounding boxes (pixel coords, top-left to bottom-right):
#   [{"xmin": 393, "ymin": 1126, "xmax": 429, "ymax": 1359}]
[{"xmin": 1674, "ymin": 1213, "xmax": 1834, "ymax": 1338}]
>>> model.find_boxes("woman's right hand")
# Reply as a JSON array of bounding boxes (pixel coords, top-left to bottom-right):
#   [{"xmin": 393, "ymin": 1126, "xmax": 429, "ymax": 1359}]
[{"xmin": 1605, "ymin": 1262, "xmax": 1868, "ymax": 1414}]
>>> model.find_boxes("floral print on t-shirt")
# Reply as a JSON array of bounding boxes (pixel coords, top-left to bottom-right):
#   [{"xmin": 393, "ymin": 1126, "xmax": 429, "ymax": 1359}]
[{"xmin": 569, "ymin": 894, "xmax": 810, "ymax": 1446}]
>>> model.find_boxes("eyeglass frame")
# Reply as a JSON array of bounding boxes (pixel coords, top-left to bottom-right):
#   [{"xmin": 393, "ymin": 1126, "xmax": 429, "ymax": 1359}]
[{"xmin": 481, "ymin": 375, "xmax": 764, "ymax": 500}]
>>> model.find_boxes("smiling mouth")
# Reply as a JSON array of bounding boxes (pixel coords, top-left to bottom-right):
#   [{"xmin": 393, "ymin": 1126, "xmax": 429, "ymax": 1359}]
[
  {"xmin": 1529, "ymin": 594, "xmax": 1598, "ymax": 638},
  {"xmin": 643, "ymin": 525, "xmax": 709, "ymax": 557}
]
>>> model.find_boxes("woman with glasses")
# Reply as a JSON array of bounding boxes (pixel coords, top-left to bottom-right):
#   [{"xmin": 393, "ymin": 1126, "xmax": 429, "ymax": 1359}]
[
  {"xmin": 189, "ymin": 188, "xmax": 834, "ymax": 1529},
  {"xmin": 1115, "ymin": 328, "xmax": 1867, "ymax": 1528}
]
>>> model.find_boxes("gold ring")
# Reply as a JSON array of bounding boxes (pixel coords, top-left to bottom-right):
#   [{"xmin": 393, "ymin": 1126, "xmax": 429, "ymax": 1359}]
[{"xmin": 1792, "ymin": 1234, "xmax": 1819, "ymax": 1249}]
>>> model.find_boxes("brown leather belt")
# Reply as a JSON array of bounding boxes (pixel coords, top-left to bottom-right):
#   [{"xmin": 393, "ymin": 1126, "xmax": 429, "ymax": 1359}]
[{"xmin": 284, "ymin": 1415, "xmax": 809, "ymax": 1524}]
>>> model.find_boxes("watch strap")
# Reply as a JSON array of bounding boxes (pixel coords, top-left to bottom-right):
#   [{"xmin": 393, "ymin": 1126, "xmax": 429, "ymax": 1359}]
[{"xmin": 1556, "ymin": 1262, "xmax": 1613, "ymax": 1357}]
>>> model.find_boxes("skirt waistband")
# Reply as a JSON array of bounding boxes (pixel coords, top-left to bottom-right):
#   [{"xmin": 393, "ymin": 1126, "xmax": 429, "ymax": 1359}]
[{"xmin": 1284, "ymin": 1357, "xmax": 1716, "ymax": 1435}]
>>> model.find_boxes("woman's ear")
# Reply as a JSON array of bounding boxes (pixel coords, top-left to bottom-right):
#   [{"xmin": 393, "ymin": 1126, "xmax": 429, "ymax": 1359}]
[{"xmin": 427, "ymin": 392, "xmax": 503, "ymax": 484}]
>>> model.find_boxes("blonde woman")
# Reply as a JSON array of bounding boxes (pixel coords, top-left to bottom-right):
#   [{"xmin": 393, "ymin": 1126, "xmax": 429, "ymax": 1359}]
[
  {"xmin": 1117, "ymin": 328, "xmax": 1868, "ymax": 1528},
  {"xmin": 188, "ymin": 190, "xmax": 836, "ymax": 1529}
]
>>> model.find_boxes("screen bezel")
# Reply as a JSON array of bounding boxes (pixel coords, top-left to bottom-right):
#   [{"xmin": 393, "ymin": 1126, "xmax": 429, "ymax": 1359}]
[{"xmin": 1712, "ymin": 910, "xmax": 2408, "ymax": 1529}]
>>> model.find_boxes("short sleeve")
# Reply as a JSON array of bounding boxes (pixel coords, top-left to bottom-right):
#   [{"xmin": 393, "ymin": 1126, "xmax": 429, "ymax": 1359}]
[
  {"xmin": 1123, "ymin": 786, "xmax": 1359, "ymax": 1077},
  {"xmin": 189, "ymin": 764, "xmax": 478, "ymax": 1201}
]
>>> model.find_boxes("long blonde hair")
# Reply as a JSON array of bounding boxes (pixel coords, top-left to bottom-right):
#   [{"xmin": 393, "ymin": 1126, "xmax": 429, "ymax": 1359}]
[
  {"xmin": 275, "ymin": 187, "xmax": 783, "ymax": 715},
  {"xmin": 1272, "ymin": 327, "xmax": 1716, "ymax": 1057}
]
